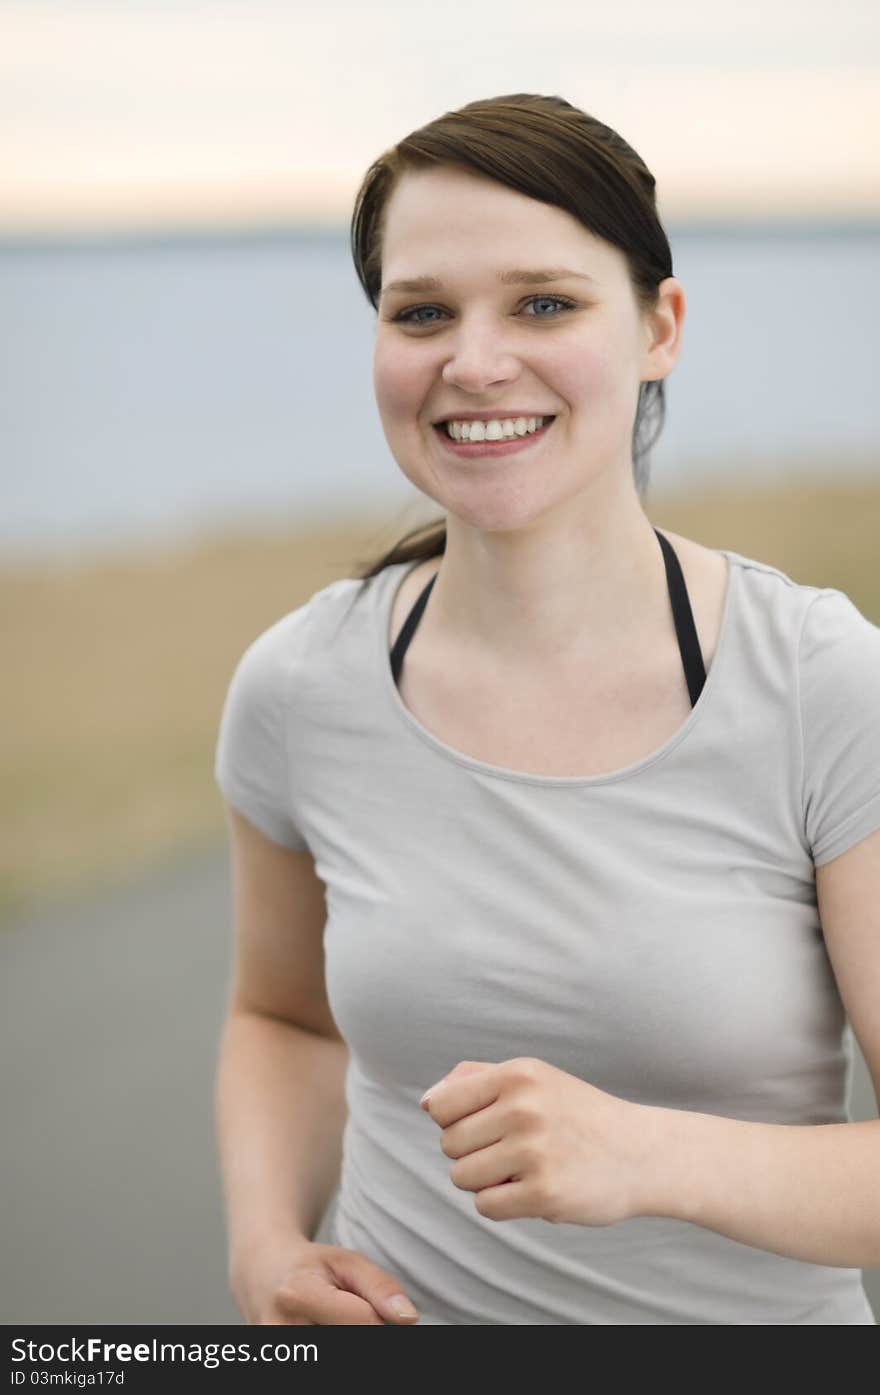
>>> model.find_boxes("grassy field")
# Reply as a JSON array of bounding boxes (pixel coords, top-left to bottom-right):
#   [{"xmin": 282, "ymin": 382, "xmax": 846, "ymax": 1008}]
[{"xmin": 2, "ymin": 477, "xmax": 879, "ymax": 923}]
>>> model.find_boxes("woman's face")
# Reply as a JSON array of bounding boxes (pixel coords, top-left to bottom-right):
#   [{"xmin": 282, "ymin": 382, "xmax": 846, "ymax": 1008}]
[{"xmin": 373, "ymin": 164, "xmax": 684, "ymax": 534}]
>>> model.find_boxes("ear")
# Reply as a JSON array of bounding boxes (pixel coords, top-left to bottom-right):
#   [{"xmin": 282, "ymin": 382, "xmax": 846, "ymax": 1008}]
[{"xmin": 640, "ymin": 276, "xmax": 686, "ymax": 383}]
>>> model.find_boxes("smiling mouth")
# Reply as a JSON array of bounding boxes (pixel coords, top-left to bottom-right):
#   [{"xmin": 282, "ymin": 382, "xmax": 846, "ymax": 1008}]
[
  {"xmin": 430, "ymin": 416, "xmax": 557, "ymax": 455},
  {"xmin": 433, "ymin": 416, "xmax": 556, "ymax": 441}
]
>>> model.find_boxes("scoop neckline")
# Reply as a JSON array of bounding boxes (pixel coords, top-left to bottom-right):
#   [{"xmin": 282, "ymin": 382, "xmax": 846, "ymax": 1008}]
[{"xmin": 375, "ymin": 547, "xmax": 739, "ymax": 787}]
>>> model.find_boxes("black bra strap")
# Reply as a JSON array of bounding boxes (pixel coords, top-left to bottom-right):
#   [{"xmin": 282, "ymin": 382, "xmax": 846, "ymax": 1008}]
[
  {"xmin": 390, "ymin": 527, "xmax": 706, "ymax": 706},
  {"xmin": 653, "ymin": 528, "xmax": 707, "ymax": 707},
  {"xmin": 390, "ymin": 570, "xmax": 437, "ymax": 688}
]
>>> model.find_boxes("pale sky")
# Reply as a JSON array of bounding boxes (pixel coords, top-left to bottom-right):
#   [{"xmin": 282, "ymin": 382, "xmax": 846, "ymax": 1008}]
[{"xmin": 1, "ymin": 0, "xmax": 878, "ymax": 232}]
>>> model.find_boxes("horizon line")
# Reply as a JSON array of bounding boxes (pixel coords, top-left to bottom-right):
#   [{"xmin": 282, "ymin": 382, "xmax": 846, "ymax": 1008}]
[{"xmin": 2, "ymin": 212, "xmax": 880, "ymax": 253}]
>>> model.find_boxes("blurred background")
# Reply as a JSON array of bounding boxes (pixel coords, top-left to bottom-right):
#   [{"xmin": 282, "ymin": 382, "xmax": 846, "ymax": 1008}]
[{"xmin": 2, "ymin": 0, "xmax": 878, "ymax": 1323}]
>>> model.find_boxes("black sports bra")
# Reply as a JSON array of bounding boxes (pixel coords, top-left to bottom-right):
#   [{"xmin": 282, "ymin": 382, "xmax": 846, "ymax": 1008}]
[{"xmin": 390, "ymin": 526, "xmax": 707, "ymax": 707}]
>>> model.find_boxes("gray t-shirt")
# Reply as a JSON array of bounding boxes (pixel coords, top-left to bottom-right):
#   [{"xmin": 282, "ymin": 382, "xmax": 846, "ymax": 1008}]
[{"xmin": 215, "ymin": 547, "xmax": 880, "ymax": 1324}]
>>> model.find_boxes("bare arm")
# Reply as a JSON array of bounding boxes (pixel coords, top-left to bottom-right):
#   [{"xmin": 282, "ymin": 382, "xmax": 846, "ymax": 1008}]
[
  {"xmin": 213, "ymin": 805, "xmax": 349, "ymax": 1293},
  {"xmin": 216, "ymin": 1011, "xmax": 348, "ymax": 1285}
]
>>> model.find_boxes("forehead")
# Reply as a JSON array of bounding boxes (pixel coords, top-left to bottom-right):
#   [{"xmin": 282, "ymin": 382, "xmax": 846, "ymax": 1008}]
[{"xmin": 380, "ymin": 165, "xmax": 616, "ymax": 286}]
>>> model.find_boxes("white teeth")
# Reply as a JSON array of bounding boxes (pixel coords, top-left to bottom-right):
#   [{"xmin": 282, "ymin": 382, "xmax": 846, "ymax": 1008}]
[{"xmin": 445, "ymin": 415, "xmax": 548, "ymax": 442}]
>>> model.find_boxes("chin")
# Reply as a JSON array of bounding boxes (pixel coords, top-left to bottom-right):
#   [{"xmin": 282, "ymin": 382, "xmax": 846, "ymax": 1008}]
[{"xmin": 443, "ymin": 487, "xmax": 561, "ymax": 536}]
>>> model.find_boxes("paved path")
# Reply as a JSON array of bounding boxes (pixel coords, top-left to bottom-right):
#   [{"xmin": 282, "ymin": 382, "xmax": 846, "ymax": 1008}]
[
  {"xmin": 1, "ymin": 846, "xmax": 334, "ymax": 1324},
  {"xmin": 2, "ymin": 849, "xmax": 877, "ymax": 1323}
]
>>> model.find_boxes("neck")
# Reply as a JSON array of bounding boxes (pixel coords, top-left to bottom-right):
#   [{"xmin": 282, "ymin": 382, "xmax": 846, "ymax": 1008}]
[{"xmin": 428, "ymin": 486, "xmax": 669, "ymax": 671}]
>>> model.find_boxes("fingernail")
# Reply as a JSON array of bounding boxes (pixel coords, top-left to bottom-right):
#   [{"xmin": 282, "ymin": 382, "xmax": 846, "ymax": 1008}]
[
  {"xmin": 389, "ymin": 1294, "xmax": 418, "ymax": 1318},
  {"xmin": 420, "ymin": 1075, "xmax": 445, "ymax": 1105}
]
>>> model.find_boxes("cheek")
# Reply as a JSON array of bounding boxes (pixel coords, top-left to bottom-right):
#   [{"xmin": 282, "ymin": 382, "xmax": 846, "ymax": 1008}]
[
  {"xmin": 552, "ymin": 345, "xmax": 616, "ymax": 406},
  {"xmin": 373, "ymin": 339, "xmax": 428, "ymax": 421}
]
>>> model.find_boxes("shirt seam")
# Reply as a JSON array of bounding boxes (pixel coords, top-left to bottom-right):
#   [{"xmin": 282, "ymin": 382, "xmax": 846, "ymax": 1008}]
[
  {"xmin": 797, "ymin": 587, "xmax": 840, "ymax": 862},
  {"xmin": 811, "ymin": 790, "xmax": 880, "ymax": 865}
]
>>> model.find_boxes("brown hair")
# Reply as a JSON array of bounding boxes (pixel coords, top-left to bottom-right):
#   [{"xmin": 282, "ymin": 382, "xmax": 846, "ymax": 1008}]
[{"xmin": 349, "ymin": 92, "xmax": 674, "ymax": 582}]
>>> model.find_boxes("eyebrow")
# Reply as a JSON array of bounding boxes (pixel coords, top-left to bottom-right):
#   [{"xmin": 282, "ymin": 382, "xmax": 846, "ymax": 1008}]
[{"xmin": 380, "ymin": 267, "xmax": 597, "ymax": 296}]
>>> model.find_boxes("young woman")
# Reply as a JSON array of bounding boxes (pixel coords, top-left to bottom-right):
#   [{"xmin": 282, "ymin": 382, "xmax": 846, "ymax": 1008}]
[{"xmin": 214, "ymin": 94, "xmax": 880, "ymax": 1325}]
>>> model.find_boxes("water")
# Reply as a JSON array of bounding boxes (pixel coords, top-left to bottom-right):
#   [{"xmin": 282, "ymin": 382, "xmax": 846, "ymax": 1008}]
[{"xmin": 1, "ymin": 224, "xmax": 878, "ymax": 561}]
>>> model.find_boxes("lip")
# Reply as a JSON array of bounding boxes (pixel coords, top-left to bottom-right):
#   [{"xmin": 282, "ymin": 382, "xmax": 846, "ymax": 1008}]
[{"xmin": 432, "ymin": 417, "xmax": 556, "ymax": 458}]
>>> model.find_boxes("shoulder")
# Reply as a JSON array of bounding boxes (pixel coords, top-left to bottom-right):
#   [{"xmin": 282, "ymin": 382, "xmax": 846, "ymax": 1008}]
[
  {"xmin": 798, "ymin": 584, "xmax": 880, "ymax": 694},
  {"xmin": 227, "ymin": 575, "xmax": 372, "ymax": 687},
  {"xmin": 215, "ymin": 573, "xmax": 381, "ymax": 844},
  {"xmin": 699, "ymin": 536, "xmax": 843, "ymax": 636},
  {"xmin": 795, "ymin": 583, "xmax": 880, "ymax": 776}
]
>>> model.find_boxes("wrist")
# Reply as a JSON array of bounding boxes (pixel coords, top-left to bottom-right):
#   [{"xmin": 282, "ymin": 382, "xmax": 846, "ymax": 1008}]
[
  {"xmin": 630, "ymin": 1103, "xmax": 698, "ymax": 1223},
  {"xmin": 228, "ymin": 1220, "xmax": 313, "ymax": 1294}
]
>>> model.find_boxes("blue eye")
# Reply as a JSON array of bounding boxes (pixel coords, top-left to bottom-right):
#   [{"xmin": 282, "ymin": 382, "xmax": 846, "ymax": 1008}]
[
  {"xmin": 392, "ymin": 294, "xmax": 576, "ymax": 326},
  {"xmin": 396, "ymin": 305, "xmax": 444, "ymax": 326},
  {"xmin": 523, "ymin": 295, "xmax": 575, "ymax": 318}
]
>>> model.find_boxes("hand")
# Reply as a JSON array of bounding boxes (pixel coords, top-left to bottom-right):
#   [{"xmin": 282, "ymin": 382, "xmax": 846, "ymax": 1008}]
[
  {"xmin": 230, "ymin": 1235, "xmax": 421, "ymax": 1325},
  {"xmin": 419, "ymin": 1058, "xmax": 655, "ymax": 1228}
]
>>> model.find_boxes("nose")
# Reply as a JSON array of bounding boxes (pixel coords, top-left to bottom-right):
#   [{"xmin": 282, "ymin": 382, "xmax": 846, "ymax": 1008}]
[{"xmin": 440, "ymin": 316, "xmax": 520, "ymax": 393}]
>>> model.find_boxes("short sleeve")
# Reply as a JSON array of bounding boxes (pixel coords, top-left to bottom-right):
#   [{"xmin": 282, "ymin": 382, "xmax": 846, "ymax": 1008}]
[
  {"xmin": 799, "ymin": 588, "xmax": 880, "ymax": 867},
  {"xmin": 214, "ymin": 609, "xmax": 312, "ymax": 851}
]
